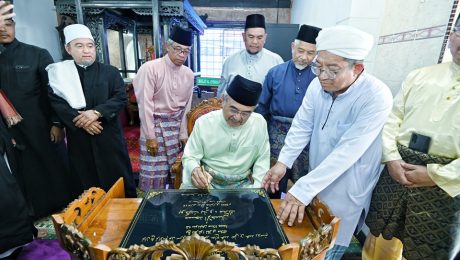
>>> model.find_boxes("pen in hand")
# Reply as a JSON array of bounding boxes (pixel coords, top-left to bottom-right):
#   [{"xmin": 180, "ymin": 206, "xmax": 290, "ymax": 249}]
[{"xmin": 201, "ymin": 165, "xmax": 212, "ymax": 191}]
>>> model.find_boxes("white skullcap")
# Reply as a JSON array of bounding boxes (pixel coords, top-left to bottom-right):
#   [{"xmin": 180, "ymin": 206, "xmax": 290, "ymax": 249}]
[
  {"xmin": 316, "ymin": 25, "xmax": 374, "ymax": 60},
  {"xmin": 64, "ymin": 24, "xmax": 94, "ymax": 45}
]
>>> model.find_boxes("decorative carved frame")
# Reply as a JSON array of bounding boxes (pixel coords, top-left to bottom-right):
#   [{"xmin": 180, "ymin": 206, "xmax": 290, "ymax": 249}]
[
  {"xmin": 108, "ymin": 233, "xmax": 281, "ymax": 260},
  {"xmin": 61, "ymin": 223, "xmax": 93, "ymax": 260},
  {"xmin": 52, "ymin": 187, "xmax": 106, "ymax": 259},
  {"xmin": 53, "ymin": 179, "xmax": 339, "ymax": 260}
]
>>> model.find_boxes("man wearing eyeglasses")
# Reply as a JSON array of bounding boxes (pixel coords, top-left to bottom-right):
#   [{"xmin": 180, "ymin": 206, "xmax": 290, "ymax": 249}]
[
  {"xmin": 180, "ymin": 75, "xmax": 270, "ymax": 190},
  {"xmin": 262, "ymin": 25, "xmax": 393, "ymax": 259},
  {"xmin": 364, "ymin": 21, "xmax": 460, "ymax": 260},
  {"xmin": 216, "ymin": 14, "xmax": 283, "ymax": 97},
  {"xmin": 256, "ymin": 24, "xmax": 321, "ymax": 199},
  {"xmin": 133, "ymin": 26, "xmax": 194, "ymax": 191}
]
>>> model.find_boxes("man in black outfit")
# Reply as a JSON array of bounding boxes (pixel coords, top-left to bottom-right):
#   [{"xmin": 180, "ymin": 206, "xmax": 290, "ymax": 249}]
[
  {"xmin": 47, "ymin": 24, "xmax": 136, "ymax": 197},
  {"xmin": 0, "ymin": 6, "xmax": 34, "ymax": 259},
  {"xmin": 0, "ymin": 118, "xmax": 35, "ymax": 259},
  {"xmin": 0, "ymin": 18, "xmax": 76, "ymax": 219}
]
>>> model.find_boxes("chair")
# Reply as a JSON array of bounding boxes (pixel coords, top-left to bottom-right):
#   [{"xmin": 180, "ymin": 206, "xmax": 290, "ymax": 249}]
[
  {"xmin": 125, "ymin": 83, "xmax": 139, "ymax": 126},
  {"xmin": 171, "ymin": 97, "xmax": 223, "ymax": 189}
]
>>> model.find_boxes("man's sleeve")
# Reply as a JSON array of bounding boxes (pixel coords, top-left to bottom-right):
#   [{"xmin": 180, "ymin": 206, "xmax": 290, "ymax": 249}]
[
  {"xmin": 251, "ymin": 119, "xmax": 270, "ymax": 188},
  {"xmin": 48, "ymin": 86, "xmax": 79, "ymax": 130},
  {"xmin": 255, "ymin": 70, "xmax": 273, "ymax": 119},
  {"xmin": 181, "ymin": 118, "xmax": 204, "ymax": 189},
  {"xmin": 133, "ymin": 63, "xmax": 156, "ymax": 139},
  {"xmin": 38, "ymin": 49, "xmax": 62, "ymax": 127},
  {"xmin": 289, "ymin": 87, "xmax": 393, "ymax": 206},
  {"xmin": 179, "ymin": 73, "xmax": 194, "ymax": 140},
  {"xmin": 381, "ymin": 75, "xmax": 413, "ymax": 162},
  {"xmin": 275, "ymin": 54, "xmax": 284, "ymax": 65},
  {"xmin": 216, "ymin": 58, "xmax": 229, "ymax": 98},
  {"xmin": 428, "ymin": 159, "xmax": 460, "ymax": 197},
  {"xmin": 93, "ymin": 67, "xmax": 127, "ymax": 121}
]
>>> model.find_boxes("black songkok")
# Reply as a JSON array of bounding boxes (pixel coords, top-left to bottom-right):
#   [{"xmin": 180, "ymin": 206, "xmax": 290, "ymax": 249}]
[
  {"xmin": 245, "ymin": 14, "xmax": 265, "ymax": 29},
  {"xmin": 170, "ymin": 26, "xmax": 193, "ymax": 46},
  {"xmin": 226, "ymin": 75, "xmax": 262, "ymax": 106},
  {"xmin": 296, "ymin": 24, "xmax": 321, "ymax": 44}
]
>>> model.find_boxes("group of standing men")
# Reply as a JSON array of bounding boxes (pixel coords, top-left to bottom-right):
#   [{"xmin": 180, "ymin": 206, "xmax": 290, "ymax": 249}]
[{"xmin": 1, "ymin": 2, "xmax": 459, "ymax": 259}]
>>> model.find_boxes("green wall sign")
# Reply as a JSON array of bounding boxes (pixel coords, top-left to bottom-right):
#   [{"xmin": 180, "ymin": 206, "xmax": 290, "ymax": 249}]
[{"xmin": 196, "ymin": 77, "xmax": 221, "ymax": 87}]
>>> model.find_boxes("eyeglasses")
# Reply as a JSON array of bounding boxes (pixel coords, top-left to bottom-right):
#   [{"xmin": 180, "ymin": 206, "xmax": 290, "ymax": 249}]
[
  {"xmin": 311, "ymin": 62, "xmax": 344, "ymax": 80},
  {"xmin": 453, "ymin": 27, "xmax": 460, "ymax": 37},
  {"xmin": 171, "ymin": 45, "xmax": 191, "ymax": 55},
  {"xmin": 229, "ymin": 107, "xmax": 252, "ymax": 119}
]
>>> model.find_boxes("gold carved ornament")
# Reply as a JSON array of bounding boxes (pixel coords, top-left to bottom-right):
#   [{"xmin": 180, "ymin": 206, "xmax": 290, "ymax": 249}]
[
  {"xmin": 60, "ymin": 223, "xmax": 92, "ymax": 260},
  {"xmin": 107, "ymin": 233, "xmax": 282, "ymax": 260}
]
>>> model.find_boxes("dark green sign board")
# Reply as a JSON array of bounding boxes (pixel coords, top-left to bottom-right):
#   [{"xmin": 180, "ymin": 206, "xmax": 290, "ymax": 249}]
[{"xmin": 196, "ymin": 77, "xmax": 221, "ymax": 87}]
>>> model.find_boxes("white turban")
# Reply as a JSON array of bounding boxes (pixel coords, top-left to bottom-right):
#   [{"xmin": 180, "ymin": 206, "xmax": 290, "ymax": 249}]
[
  {"xmin": 316, "ymin": 25, "xmax": 374, "ymax": 60},
  {"xmin": 64, "ymin": 24, "xmax": 94, "ymax": 45}
]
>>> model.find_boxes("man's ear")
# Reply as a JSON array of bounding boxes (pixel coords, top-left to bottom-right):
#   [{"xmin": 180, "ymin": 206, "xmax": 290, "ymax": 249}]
[
  {"xmin": 64, "ymin": 44, "xmax": 72, "ymax": 55},
  {"xmin": 354, "ymin": 63, "xmax": 364, "ymax": 75}
]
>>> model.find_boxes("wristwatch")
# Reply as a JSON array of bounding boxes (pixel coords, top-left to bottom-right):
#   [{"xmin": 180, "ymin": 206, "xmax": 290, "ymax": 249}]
[{"xmin": 93, "ymin": 110, "xmax": 102, "ymax": 118}]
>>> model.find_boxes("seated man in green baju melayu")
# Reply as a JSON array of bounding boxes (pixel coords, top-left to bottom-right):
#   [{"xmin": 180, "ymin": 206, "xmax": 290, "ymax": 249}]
[{"xmin": 180, "ymin": 75, "xmax": 270, "ymax": 189}]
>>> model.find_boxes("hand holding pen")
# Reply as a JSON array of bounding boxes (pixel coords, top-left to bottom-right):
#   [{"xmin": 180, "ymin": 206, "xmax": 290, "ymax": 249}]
[{"xmin": 191, "ymin": 165, "xmax": 213, "ymax": 190}]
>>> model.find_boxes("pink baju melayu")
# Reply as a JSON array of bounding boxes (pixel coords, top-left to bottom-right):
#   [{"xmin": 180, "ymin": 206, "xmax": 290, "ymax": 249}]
[{"xmin": 133, "ymin": 54, "xmax": 194, "ymax": 190}]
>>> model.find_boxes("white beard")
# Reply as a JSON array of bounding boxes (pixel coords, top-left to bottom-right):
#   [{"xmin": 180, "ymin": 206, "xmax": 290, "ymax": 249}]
[
  {"xmin": 78, "ymin": 60, "xmax": 95, "ymax": 67},
  {"xmin": 294, "ymin": 63, "xmax": 308, "ymax": 70}
]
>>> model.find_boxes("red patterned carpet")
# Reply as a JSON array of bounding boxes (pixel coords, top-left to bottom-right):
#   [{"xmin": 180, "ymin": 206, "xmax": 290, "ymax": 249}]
[{"xmin": 124, "ymin": 126, "xmax": 140, "ymax": 173}]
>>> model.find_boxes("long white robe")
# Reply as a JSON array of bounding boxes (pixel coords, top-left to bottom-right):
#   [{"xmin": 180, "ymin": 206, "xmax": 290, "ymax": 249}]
[{"xmin": 278, "ymin": 73, "xmax": 393, "ymax": 246}]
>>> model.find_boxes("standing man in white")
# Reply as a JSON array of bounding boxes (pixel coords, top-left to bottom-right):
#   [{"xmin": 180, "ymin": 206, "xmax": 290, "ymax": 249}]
[
  {"xmin": 216, "ymin": 14, "xmax": 283, "ymax": 97},
  {"xmin": 263, "ymin": 25, "xmax": 393, "ymax": 260}
]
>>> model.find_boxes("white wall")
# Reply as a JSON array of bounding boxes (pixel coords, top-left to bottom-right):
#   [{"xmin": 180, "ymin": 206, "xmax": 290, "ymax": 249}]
[
  {"xmin": 374, "ymin": 0, "xmax": 454, "ymax": 94},
  {"xmin": 13, "ymin": 0, "xmax": 62, "ymax": 61},
  {"xmin": 291, "ymin": 0, "xmax": 386, "ymax": 73}
]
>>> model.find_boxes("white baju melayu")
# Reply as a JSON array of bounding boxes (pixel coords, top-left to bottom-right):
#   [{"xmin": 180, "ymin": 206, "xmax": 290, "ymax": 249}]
[
  {"xmin": 216, "ymin": 48, "xmax": 283, "ymax": 97},
  {"xmin": 278, "ymin": 73, "xmax": 393, "ymax": 247}
]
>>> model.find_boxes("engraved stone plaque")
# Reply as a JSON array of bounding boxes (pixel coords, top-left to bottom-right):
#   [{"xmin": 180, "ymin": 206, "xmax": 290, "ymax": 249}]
[{"xmin": 121, "ymin": 189, "xmax": 288, "ymax": 249}]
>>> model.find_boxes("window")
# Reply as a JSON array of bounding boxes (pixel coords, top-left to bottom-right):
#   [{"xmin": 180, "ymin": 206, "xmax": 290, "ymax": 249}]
[{"xmin": 200, "ymin": 28, "xmax": 245, "ymax": 78}]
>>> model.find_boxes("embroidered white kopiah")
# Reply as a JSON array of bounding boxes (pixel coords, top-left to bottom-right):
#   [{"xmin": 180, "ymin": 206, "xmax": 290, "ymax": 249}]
[
  {"xmin": 63, "ymin": 24, "xmax": 94, "ymax": 44},
  {"xmin": 315, "ymin": 25, "xmax": 374, "ymax": 60}
]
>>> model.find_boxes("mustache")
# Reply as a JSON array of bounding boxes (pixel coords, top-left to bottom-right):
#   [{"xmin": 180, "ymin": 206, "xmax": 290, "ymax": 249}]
[{"xmin": 227, "ymin": 116, "xmax": 242, "ymax": 124}]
